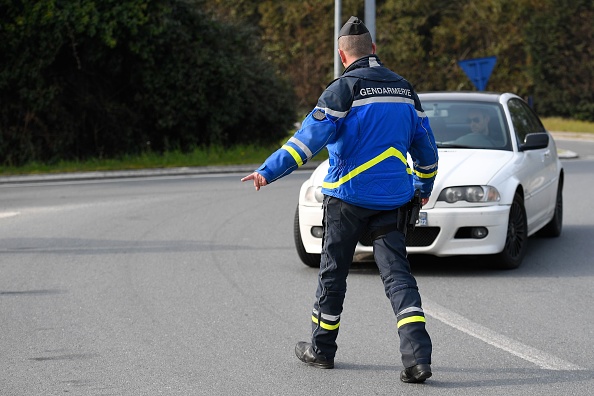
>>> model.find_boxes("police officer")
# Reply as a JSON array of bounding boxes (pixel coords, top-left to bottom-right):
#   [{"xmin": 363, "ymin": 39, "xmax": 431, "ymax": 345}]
[{"xmin": 242, "ymin": 16, "xmax": 438, "ymax": 383}]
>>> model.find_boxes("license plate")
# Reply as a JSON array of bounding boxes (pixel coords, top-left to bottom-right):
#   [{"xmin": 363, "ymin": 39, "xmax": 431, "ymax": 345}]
[{"xmin": 418, "ymin": 212, "xmax": 428, "ymax": 226}]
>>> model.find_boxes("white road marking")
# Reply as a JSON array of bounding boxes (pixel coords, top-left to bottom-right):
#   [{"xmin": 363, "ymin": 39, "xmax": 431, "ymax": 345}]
[
  {"xmin": 424, "ymin": 299, "xmax": 583, "ymax": 371},
  {"xmin": 0, "ymin": 211, "xmax": 20, "ymax": 219}
]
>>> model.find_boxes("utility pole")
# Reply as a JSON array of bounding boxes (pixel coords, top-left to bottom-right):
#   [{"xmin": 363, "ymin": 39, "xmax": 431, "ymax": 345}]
[
  {"xmin": 334, "ymin": 0, "xmax": 376, "ymax": 78},
  {"xmin": 365, "ymin": 0, "xmax": 375, "ymax": 43},
  {"xmin": 334, "ymin": 0, "xmax": 342, "ymax": 78}
]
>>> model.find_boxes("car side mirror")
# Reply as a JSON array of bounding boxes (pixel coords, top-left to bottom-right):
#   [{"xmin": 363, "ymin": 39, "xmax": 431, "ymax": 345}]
[{"xmin": 520, "ymin": 132, "xmax": 549, "ymax": 151}]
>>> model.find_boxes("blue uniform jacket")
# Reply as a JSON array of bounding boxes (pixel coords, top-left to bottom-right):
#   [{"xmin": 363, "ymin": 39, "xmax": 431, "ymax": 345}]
[{"xmin": 256, "ymin": 55, "xmax": 439, "ymax": 210}]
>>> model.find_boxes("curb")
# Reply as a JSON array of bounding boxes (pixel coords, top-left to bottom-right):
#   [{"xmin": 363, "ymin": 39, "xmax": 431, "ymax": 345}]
[
  {"xmin": 0, "ymin": 162, "xmax": 324, "ymax": 185},
  {"xmin": 550, "ymin": 131, "xmax": 594, "ymax": 142},
  {"xmin": 557, "ymin": 149, "xmax": 578, "ymax": 159},
  {"xmin": 550, "ymin": 131, "xmax": 594, "ymax": 159}
]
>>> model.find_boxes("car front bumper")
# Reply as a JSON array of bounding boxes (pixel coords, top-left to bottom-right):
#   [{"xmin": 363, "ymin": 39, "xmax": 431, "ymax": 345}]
[{"xmin": 298, "ymin": 203, "xmax": 511, "ymax": 257}]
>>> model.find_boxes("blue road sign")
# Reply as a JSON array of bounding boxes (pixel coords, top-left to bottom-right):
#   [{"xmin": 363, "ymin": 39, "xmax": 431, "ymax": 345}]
[{"xmin": 458, "ymin": 56, "xmax": 497, "ymax": 91}]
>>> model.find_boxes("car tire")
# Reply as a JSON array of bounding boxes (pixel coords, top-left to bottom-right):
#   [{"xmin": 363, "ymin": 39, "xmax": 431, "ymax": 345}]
[
  {"xmin": 537, "ymin": 178, "xmax": 563, "ymax": 238},
  {"xmin": 294, "ymin": 205, "xmax": 321, "ymax": 268},
  {"xmin": 493, "ymin": 192, "xmax": 528, "ymax": 269}
]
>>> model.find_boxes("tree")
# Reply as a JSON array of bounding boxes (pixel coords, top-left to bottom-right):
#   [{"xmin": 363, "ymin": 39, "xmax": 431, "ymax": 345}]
[
  {"xmin": 376, "ymin": 0, "xmax": 532, "ymax": 93},
  {"xmin": 209, "ymin": 0, "xmax": 363, "ymax": 109},
  {"xmin": 248, "ymin": 0, "xmax": 593, "ymax": 120},
  {"xmin": 523, "ymin": 0, "xmax": 594, "ymax": 120},
  {"xmin": 0, "ymin": 0, "xmax": 296, "ymax": 165}
]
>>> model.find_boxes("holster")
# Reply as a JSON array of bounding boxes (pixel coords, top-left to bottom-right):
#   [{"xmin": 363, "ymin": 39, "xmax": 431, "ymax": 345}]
[
  {"xmin": 406, "ymin": 189, "xmax": 422, "ymax": 235},
  {"xmin": 370, "ymin": 190, "xmax": 422, "ymax": 240}
]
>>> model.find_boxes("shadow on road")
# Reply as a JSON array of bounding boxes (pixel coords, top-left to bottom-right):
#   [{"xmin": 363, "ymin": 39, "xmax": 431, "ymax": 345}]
[{"xmin": 346, "ymin": 224, "xmax": 594, "ymax": 279}]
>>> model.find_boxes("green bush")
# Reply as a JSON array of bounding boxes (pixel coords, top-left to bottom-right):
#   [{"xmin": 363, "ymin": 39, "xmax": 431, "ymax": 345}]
[
  {"xmin": 523, "ymin": 0, "xmax": 594, "ymax": 121},
  {"xmin": 0, "ymin": 0, "xmax": 296, "ymax": 166}
]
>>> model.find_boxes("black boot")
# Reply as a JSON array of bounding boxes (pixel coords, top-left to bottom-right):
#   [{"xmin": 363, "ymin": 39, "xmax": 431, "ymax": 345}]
[
  {"xmin": 295, "ymin": 342, "xmax": 334, "ymax": 369},
  {"xmin": 400, "ymin": 364, "xmax": 432, "ymax": 383}
]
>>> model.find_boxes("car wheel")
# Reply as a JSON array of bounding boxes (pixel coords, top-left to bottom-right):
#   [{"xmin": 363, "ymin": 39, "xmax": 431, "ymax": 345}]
[
  {"xmin": 493, "ymin": 192, "xmax": 528, "ymax": 269},
  {"xmin": 537, "ymin": 178, "xmax": 563, "ymax": 238},
  {"xmin": 294, "ymin": 205, "xmax": 321, "ymax": 268}
]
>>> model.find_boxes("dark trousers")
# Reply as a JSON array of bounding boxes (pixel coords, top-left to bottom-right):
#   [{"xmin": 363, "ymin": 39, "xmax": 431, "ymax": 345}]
[{"xmin": 311, "ymin": 196, "xmax": 432, "ymax": 368}]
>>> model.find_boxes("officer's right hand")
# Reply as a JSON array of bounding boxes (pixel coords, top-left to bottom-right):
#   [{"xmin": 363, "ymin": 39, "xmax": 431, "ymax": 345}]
[{"xmin": 241, "ymin": 172, "xmax": 268, "ymax": 191}]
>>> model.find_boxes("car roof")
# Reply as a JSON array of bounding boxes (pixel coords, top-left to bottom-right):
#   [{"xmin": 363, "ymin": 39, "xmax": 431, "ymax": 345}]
[{"xmin": 418, "ymin": 91, "xmax": 512, "ymax": 103}]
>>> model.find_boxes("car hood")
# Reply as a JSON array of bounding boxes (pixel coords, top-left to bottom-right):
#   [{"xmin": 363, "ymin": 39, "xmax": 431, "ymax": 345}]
[{"xmin": 434, "ymin": 149, "xmax": 514, "ymax": 187}]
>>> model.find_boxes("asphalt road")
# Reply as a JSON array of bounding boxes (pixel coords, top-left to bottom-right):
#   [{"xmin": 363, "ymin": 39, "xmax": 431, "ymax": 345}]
[{"xmin": 1, "ymin": 140, "xmax": 594, "ymax": 395}]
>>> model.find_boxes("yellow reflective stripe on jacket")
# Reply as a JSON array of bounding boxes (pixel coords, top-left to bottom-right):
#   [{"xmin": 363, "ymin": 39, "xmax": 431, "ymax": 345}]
[
  {"xmin": 322, "ymin": 147, "xmax": 411, "ymax": 189},
  {"xmin": 312, "ymin": 315, "xmax": 340, "ymax": 331},
  {"xmin": 281, "ymin": 144, "xmax": 303, "ymax": 167},
  {"xmin": 414, "ymin": 161, "xmax": 438, "ymax": 179},
  {"xmin": 414, "ymin": 169, "xmax": 438, "ymax": 179},
  {"xmin": 397, "ymin": 315, "xmax": 426, "ymax": 328}
]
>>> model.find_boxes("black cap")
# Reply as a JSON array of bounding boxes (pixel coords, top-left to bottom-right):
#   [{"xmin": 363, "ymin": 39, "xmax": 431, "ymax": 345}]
[{"xmin": 338, "ymin": 16, "xmax": 369, "ymax": 38}]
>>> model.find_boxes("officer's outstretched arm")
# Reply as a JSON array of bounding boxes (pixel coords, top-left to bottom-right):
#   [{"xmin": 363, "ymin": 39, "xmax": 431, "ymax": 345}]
[{"xmin": 254, "ymin": 110, "xmax": 337, "ymax": 184}]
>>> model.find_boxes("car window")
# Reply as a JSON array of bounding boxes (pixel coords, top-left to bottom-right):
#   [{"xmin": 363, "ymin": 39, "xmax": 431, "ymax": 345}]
[
  {"xmin": 507, "ymin": 98, "xmax": 546, "ymax": 144},
  {"xmin": 423, "ymin": 101, "xmax": 511, "ymax": 151}
]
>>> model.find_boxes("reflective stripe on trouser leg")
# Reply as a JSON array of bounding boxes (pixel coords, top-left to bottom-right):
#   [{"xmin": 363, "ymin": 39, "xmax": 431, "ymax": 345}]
[
  {"xmin": 371, "ymin": 213, "xmax": 432, "ymax": 367},
  {"xmin": 311, "ymin": 196, "xmax": 367, "ymax": 359},
  {"xmin": 312, "ymin": 310, "xmax": 340, "ymax": 330},
  {"xmin": 396, "ymin": 309, "xmax": 431, "ymax": 368},
  {"xmin": 311, "ymin": 309, "xmax": 341, "ymax": 354}
]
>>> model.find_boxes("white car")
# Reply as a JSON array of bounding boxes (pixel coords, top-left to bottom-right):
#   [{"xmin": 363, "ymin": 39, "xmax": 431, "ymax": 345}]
[{"xmin": 294, "ymin": 92, "xmax": 563, "ymax": 269}]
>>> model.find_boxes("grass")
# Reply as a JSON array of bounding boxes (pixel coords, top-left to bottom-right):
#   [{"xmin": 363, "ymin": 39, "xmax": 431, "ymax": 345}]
[
  {"xmin": 0, "ymin": 145, "xmax": 288, "ymax": 176},
  {"xmin": 1, "ymin": 117, "xmax": 592, "ymax": 176},
  {"xmin": 541, "ymin": 117, "xmax": 594, "ymax": 133}
]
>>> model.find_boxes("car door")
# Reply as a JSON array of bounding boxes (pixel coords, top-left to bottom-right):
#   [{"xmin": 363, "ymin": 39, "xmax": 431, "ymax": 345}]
[{"xmin": 507, "ymin": 98, "xmax": 557, "ymax": 231}]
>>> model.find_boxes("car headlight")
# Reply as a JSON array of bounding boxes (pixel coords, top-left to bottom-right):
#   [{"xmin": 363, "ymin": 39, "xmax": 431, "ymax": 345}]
[
  {"xmin": 304, "ymin": 186, "xmax": 324, "ymax": 203},
  {"xmin": 437, "ymin": 186, "xmax": 500, "ymax": 203}
]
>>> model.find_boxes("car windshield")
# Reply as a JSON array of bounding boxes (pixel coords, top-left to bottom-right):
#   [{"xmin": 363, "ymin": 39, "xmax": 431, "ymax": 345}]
[{"xmin": 423, "ymin": 101, "xmax": 511, "ymax": 150}]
